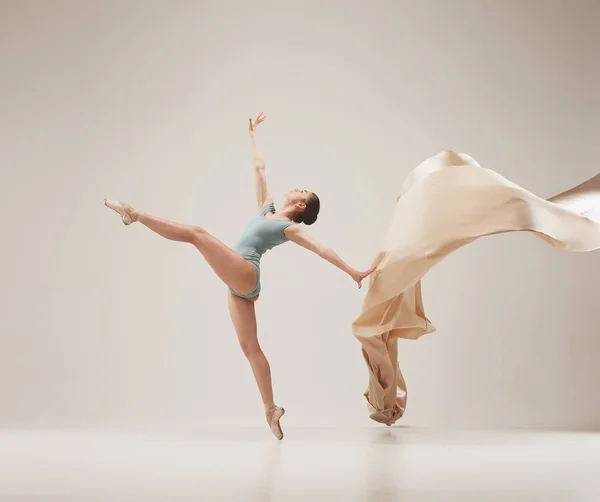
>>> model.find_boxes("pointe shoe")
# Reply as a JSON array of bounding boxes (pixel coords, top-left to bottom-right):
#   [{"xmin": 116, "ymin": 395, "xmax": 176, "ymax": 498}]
[
  {"xmin": 104, "ymin": 199, "xmax": 138, "ymax": 225},
  {"xmin": 267, "ymin": 406, "xmax": 285, "ymax": 440}
]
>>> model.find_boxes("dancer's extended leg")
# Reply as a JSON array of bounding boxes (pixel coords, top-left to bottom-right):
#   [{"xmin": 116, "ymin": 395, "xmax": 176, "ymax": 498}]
[{"xmin": 103, "ymin": 200, "xmax": 257, "ymax": 295}]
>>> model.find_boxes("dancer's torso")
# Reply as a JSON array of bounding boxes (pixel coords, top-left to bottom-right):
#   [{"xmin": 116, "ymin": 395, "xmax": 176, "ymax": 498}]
[{"xmin": 233, "ymin": 203, "xmax": 295, "ymax": 268}]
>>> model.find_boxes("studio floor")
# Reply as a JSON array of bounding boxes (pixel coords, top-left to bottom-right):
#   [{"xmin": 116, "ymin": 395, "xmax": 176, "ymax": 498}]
[{"xmin": 1, "ymin": 426, "xmax": 598, "ymax": 502}]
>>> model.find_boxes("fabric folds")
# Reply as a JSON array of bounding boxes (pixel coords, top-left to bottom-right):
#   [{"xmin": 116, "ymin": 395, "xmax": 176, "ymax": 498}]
[{"xmin": 352, "ymin": 150, "xmax": 600, "ymax": 425}]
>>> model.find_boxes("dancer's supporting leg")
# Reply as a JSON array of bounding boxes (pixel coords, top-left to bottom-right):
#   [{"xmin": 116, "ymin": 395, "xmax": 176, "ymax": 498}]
[
  {"xmin": 228, "ymin": 292, "xmax": 285, "ymax": 440},
  {"xmin": 103, "ymin": 200, "xmax": 256, "ymax": 295}
]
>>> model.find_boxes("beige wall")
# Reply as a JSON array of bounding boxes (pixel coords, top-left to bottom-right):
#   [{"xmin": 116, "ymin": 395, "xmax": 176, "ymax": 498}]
[{"xmin": 1, "ymin": 0, "xmax": 598, "ymax": 431}]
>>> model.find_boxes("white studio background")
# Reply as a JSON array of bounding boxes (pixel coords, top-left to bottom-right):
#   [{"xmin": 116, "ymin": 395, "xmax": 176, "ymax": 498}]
[{"xmin": 0, "ymin": 0, "xmax": 598, "ymax": 432}]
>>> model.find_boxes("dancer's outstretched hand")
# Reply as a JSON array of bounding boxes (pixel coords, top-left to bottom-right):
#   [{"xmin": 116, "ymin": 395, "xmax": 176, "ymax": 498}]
[
  {"xmin": 352, "ymin": 266, "xmax": 377, "ymax": 289},
  {"xmin": 249, "ymin": 112, "xmax": 266, "ymax": 132}
]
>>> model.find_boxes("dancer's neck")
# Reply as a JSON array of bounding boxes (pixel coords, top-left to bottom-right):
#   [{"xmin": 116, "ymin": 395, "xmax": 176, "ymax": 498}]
[{"xmin": 272, "ymin": 202, "xmax": 296, "ymax": 221}]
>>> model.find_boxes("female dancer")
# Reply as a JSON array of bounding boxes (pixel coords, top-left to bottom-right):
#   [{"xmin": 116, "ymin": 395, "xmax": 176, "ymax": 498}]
[{"xmin": 104, "ymin": 113, "xmax": 376, "ymax": 439}]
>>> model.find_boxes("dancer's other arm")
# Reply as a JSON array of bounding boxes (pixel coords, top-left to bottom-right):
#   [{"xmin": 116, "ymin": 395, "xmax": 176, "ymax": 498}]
[
  {"xmin": 284, "ymin": 225, "xmax": 377, "ymax": 288},
  {"xmin": 249, "ymin": 113, "xmax": 272, "ymax": 210}
]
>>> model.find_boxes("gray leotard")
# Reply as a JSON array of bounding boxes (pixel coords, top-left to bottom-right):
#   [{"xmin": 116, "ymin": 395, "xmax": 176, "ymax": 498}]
[{"xmin": 229, "ymin": 203, "xmax": 295, "ymax": 298}]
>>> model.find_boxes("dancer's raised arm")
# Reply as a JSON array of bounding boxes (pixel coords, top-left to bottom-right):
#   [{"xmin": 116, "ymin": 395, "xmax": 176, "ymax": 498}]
[{"xmin": 249, "ymin": 113, "xmax": 272, "ymax": 210}]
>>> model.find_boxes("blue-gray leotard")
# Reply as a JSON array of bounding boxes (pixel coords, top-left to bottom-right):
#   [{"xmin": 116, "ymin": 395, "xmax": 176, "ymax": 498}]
[{"xmin": 229, "ymin": 203, "xmax": 295, "ymax": 298}]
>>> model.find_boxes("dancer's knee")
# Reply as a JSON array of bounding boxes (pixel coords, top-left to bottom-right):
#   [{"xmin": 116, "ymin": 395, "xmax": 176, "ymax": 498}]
[{"xmin": 239, "ymin": 340, "xmax": 261, "ymax": 359}]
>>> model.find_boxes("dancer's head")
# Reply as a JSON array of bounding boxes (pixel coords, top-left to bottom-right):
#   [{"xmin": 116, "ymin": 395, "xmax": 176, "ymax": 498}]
[{"xmin": 285, "ymin": 188, "xmax": 320, "ymax": 225}]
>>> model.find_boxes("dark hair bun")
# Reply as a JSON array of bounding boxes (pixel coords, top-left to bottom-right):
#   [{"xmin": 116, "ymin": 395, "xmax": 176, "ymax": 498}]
[
  {"xmin": 302, "ymin": 212, "xmax": 318, "ymax": 225},
  {"xmin": 300, "ymin": 192, "xmax": 320, "ymax": 225}
]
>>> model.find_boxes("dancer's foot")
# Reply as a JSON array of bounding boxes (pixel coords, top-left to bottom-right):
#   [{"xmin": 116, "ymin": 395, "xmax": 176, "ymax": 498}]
[
  {"xmin": 103, "ymin": 199, "xmax": 139, "ymax": 225},
  {"xmin": 265, "ymin": 403, "xmax": 285, "ymax": 440}
]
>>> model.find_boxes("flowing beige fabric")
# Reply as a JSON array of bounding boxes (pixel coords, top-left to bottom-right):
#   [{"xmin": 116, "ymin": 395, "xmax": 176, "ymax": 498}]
[{"xmin": 352, "ymin": 150, "xmax": 600, "ymax": 426}]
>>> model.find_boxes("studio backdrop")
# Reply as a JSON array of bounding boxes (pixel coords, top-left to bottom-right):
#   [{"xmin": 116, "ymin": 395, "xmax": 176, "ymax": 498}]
[{"xmin": 1, "ymin": 0, "xmax": 598, "ymax": 431}]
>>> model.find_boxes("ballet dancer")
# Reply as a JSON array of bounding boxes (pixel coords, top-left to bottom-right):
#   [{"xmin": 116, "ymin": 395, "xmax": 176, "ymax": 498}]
[{"xmin": 104, "ymin": 113, "xmax": 376, "ymax": 439}]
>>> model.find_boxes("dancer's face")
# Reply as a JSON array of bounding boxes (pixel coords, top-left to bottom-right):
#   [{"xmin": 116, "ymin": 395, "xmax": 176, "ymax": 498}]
[{"xmin": 286, "ymin": 188, "xmax": 309, "ymax": 208}]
